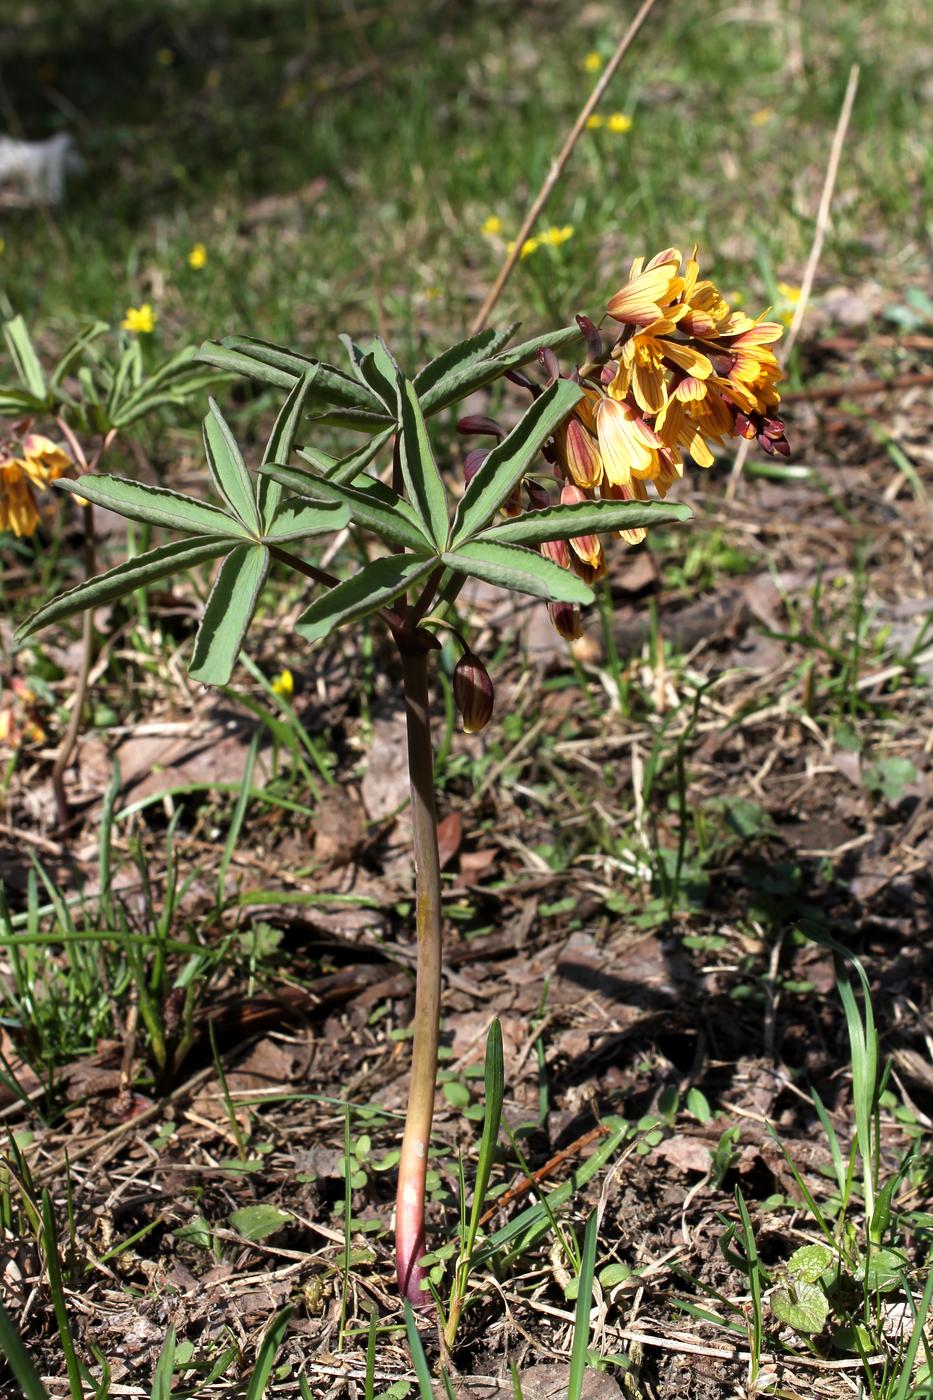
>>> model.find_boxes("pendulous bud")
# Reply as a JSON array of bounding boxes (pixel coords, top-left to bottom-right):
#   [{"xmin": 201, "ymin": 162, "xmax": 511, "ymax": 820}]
[
  {"xmin": 548, "ymin": 600, "xmax": 583, "ymax": 641},
  {"xmin": 453, "ymin": 652, "xmax": 495, "ymax": 734}
]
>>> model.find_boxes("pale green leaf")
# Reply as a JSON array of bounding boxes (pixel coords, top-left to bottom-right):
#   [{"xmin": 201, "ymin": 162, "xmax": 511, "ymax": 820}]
[
  {"xmin": 203, "ymin": 335, "xmax": 381, "ymax": 411},
  {"xmin": 787, "ymin": 1244, "xmax": 833, "ymax": 1284},
  {"xmin": 3, "ymin": 316, "xmax": 47, "ymax": 399},
  {"xmin": 770, "ymin": 1281, "xmax": 829, "ymax": 1335},
  {"xmin": 55, "ymin": 475, "xmax": 250, "ymax": 538},
  {"xmin": 359, "ymin": 338, "xmax": 400, "ymax": 409},
  {"xmin": 258, "ymin": 369, "xmax": 320, "ymax": 528},
  {"xmin": 451, "ymin": 378, "xmax": 583, "ymax": 544},
  {"xmin": 48, "ymin": 320, "xmax": 109, "ymax": 390},
  {"xmin": 229, "ymin": 1203, "xmax": 290, "ymax": 1241},
  {"xmin": 203, "ymin": 398, "xmax": 261, "ymax": 534},
  {"xmin": 480, "ymin": 498, "xmax": 691, "ymax": 546},
  {"xmin": 262, "ymin": 497, "xmax": 348, "ymax": 542},
  {"xmin": 263, "ymin": 459, "xmax": 432, "ymax": 552},
  {"xmin": 296, "ymin": 553, "xmax": 436, "ymax": 643},
  {"xmin": 398, "ymin": 374, "xmax": 449, "ymax": 548},
  {"xmin": 189, "ymin": 545, "xmax": 270, "ymax": 685},
  {"xmin": 17, "ymin": 537, "xmax": 232, "ymax": 639},
  {"xmin": 442, "ymin": 539, "xmax": 593, "ymax": 604},
  {"xmin": 493, "ymin": 323, "xmax": 584, "ymax": 371},
  {"xmin": 326, "ymin": 426, "xmax": 395, "ymax": 483}
]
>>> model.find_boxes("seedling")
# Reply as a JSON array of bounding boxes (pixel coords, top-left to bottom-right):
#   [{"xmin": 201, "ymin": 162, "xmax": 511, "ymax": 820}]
[{"xmin": 17, "ymin": 250, "xmax": 787, "ymax": 1306}]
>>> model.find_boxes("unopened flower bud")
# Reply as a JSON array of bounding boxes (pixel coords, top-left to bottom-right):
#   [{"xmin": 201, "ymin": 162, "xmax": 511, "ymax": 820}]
[
  {"xmin": 538, "ymin": 347, "xmax": 560, "ymax": 384},
  {"xmin": 576, "ymin": 314, "xmax": 603, "ymax": 363},
  {"xmin": 548, "ymin": 601, "xmax": 583, "ymax": 641},
  {"xmin": 453, "ymin": 653, "xmax": 494, "ymax": 734},
  {"xmin": 463, "ymin": 447, "xmax": 490, "ymax": 485},
  {"xmin": 457, "ymin": 414, "xmax": 505, "ymax": 439},
  {"xmin": 525, "ymin": 478, "xmax": 551, "ymax": 511},
  {"xmin": 541, "ymin": 536, "xmax": 571, "ymax": 568}
]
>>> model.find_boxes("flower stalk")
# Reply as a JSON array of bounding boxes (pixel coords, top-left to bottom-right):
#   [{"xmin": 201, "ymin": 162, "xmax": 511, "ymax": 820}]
[{"xmin": 395, "ymin": 636, "xmax": 443, "ymax": 1305}]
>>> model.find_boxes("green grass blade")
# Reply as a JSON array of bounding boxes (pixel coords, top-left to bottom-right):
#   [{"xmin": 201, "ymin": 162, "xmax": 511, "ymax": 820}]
[
  {"xmin": 56, "ymin": 472, "xmax": 250, "ymax": 538},
  {"xmin": 296, "ymin": 553, "xmax": 436, "ymax": 642},
  {"xmin": 189, "ymin": 544, "xmax": 270, "ymax": 685},
  {"xmin": 567, "ymin": 1211, "xmax": 599, "ymax": 1400},
  {"xmin": 244, "ymin": 1304, "xmax": 293, "ymax": 1400},
  {"xmin": 403, "ymin": 1302, "xmax": 436, "ymax": 1400},
  {"xmin": 465, "ymin": 1019, "xmax": 504, "ymax": 1259},
  {"xmin": 41, "ymin": 1191, "xmax": 84, "ymax": 1400},
  {"xmin": 0, "ymin": 1298, "xmax": 50, "ymax": 1400},
  {"xmin": 442, "ymin": 539, "xmax": 593, "ymax": 604},
  {"xmin": 450, "ymin": 378, "xmax": 582, "ymax": 544},
  {"xmin": 891, "ymin": 1253, "xmax": 933, "ymax": 1400},
  {"xmin": 482, "ymin": 498, "xmax": 691, "ymax": 546},
  {"xmin": 149, "ymin": 1324, "xmax": 176, "ymax": 1400},
  {"xmin": 217, "ymin": 730, "xmax": 259, "ymax": 906},
  {"xmin": 203, "ymin": 397, "xmax": 261, "ymax": 533}
]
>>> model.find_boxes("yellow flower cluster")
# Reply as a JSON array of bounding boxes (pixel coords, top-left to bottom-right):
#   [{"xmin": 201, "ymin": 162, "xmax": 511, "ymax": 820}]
[
  {"xmin": 460, "ymin": 247, "xmax": 788, "ymax": 642},
  {"xmin": 0, "ymin": 433, "xmax": 75, "ymax": 538},
  {"xmin": 586, "ymin": 112, "xmax": 632, "ymax": 132},
  {"xmin": 505, "ymin": 225, "xmax": 575, "ymax": 259}
]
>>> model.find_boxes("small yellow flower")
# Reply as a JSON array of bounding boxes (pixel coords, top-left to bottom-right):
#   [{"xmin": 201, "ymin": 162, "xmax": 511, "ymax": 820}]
[
  {"xmin": 156, "ymin": 47, "xmax": 174, "ymax": 66},
  {"xmin": 121, "ymin": 303, "xmax": 157, "ymax": 334},
  {"xmin": 607, "ymin": 112, "xmax": 632, "ymax": 133},
  {"xmin": 777, "ymin": 281, "xmax": 802, "ymax": 303},
  {"xmin": 271, "ymin": 668, "xmax": 294, "ymax": 699},
  {"xmin": 586, "ymin": 114, "xmax": 604, "ymax": 130},
  {"xmin": 187, "ymin": 242, "xmax": 208, "ymax": 270},
  {"xmin": 481, "ymin": 215, "xmax": 503, "ymax": 236},
  {"xmin": 583, "ymin": 51, "xmax": 603, "ymax": 73},
  {"xmin": 751, "ymin": 106, "xmax": 775, "ymax": 126},
  {"xmin": 541, "ymin": 224, "xmax": 574, "ymax": 247}
]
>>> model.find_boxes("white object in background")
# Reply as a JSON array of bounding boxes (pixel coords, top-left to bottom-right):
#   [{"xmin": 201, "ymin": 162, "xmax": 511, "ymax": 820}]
[{"xmin": 0, "ymin": 133, "xmax": 82, "ymax": 205}]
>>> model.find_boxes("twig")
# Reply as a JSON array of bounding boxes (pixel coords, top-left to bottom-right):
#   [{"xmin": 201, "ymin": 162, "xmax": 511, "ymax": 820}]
[
  {"xmin": 726, "ymin": 63, "xmax": 860, "ymax": 501},
  {"xmin": 478, "ymin": 1123, "xmax": 608, "ymax": 1225},
  {"xmin": 469, "ymin": 0, "xmax": 660, "ymax": 334}
]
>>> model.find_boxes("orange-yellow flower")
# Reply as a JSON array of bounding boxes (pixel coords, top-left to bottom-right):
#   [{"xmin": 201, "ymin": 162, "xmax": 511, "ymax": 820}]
[
  {"xmin": 21, "ymin": 433, "xmax": 74, "ymax": 487},
  {"xmin": 596, "ymin": 397, "xmax": 664, "ymax": 486},
  {"xmin": 610, "ymin": 318, "xmax": 712, "ymax": 416},
  {"xmin": 607, "ymin": 248, "xmax": 684, "ymax": 328},
  {"xmin": 0, "ymin": 458, "xmax": 41, "ymax": 537}
]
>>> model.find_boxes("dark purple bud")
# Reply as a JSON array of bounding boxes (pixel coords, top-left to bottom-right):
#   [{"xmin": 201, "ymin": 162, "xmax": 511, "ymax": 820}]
[
  {"xmin": 457, "ymin": 414, "xmax": 506, "ymax": 440},
  {"xmin": 525, "ymin": 479, "xmax": 550, "ymax": 511},
  {"xmin": 576, "ymin": 314, "xmax": 603, "ymax": 361},
  {"xmin": 548, "ymin": 600, "xmax": 583, "ymax": 641},
  {"xmin": 538, "ymin": 347, "xmax": 560, "ymax": 384},
  {"xmin": 505, "ymin": 368, "xmax": 539, "ymax": 396},
  {"xmin": 758, "ymin": 433, "xmax": 775, "ymax": 455},
  {"xmin": 453, "ymin": 652, "xmax": 495, "ymax": 734},
  {"xmin": 772, "ymin": 437, "xmax": 791, "ymax": 457},
  {"xmin": 463, "ymin": 447, "xmax": 491, "ymax": 484}
]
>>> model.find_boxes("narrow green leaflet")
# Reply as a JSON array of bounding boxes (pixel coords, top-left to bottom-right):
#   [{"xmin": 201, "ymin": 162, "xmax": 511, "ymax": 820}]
[
  {"xmin": 3, "ymin": 316, "xmax": 47, "ymax": 400},
  {"xmin": 397, "ymin": 374, "xmax": 450, "ymax": 549},
  {"xmin": 263, "ymin": 458, "xmax": 431, "ymax": 551},
  {"xmin": 203, "ymin": 336, "xmax": 382, "ymax": 412},
  {"xmin": 261, "ymin": 497, "xmax": 348, "ymax": 542},
  {"xmin": 189, "ymin": 544, "xmax": 270, "ymax": 685},
  {"xmin": 0, "ymin": 388, "xmax": 47, "ymax": 415},
  {"xmin": 48, "ymin": 320, "xmax": 109, "ymax": 390},
  {"xmin": 413, "ymin": 323, "xmax": 517, "ymax": 410},
  {"xmin": 325, "ymin": 426, "xmax": 395, "ymax": 483},
  {"xmin": 481, "ymin": 498, "xmax": 692, "ymax": 546},
  {"xmin": 55, "ymin": 475, "xmax": 250, "ymax": 539},
  {"xmin": 259, "ymin": 369, "xmax": 320, "ymax": 528},
  {"xmin": 106, "ymin": 340, "xmax": 142, "ymax": 418},
  {"xmin": 17, "ymin": 537, "xmax": 231, "ymax": 639},
  {"xmin": 306, "ymin": 404, "xmax": 395, "ymax": 434},
  {"xmin": 296, "ymin": 553, "xmax": 437, "ymax": 643},
  {"xmin": 451, "ymin": 378, "xmax": 582, "ymax": 544},
  {"xmin": 442, "ymin": 538, "xmax": 593, "ymax": 604},
  {"xmin": 415, "ymin": 325, "xmax": 583, "ymax": 417},
  {"xmin": 492, "ymin": 323, "xmax": 584, "ymax": 371},
  {"xmin": 359, "ymin": 338, "xmax": 400, "ymax": 410},
  {"xmin": 203, "ymin": 399, "xmax": 261, "ymax": 535}
]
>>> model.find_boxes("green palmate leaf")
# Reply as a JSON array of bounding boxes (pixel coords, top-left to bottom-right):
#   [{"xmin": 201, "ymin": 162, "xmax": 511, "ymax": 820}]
[
  {"xmin": 203, "ymin": 399, "xmax": 261, "ymax": 534},
  {"xmin": 415, "ymin": 325, "xmax": 582, "ymax": 417},
  {"xmin": 414, "ymin": 323, "xmax": 518, "ymax": 412},
  {"xmin": 203, "ymin": 335, "xmax": 382, "ymax": 412},
  {"xmin": 189, "ymin": 544, "xmax": 270, "ymax": 685},
  {"xmin": 259, "ymin": 370, "xmax": 320, "ymax": 528},
  {"xmin": 55, "ymin": 475, "xmax": 250, "ymax": 539},
  {"xmin": 263, "ymin": 459, "xmax": 431, "ymax": 552},
  {"xmin": 3, "ymin": 316, "xmax": 47, "ymax": 400},
  {"xmin": 296, "ymin": 553, "xmax": 436, "ymax": 643},
  {"xmin": 16, "ymin": 537, "xmax": 232, "ymax": 639},
  {"xmin": 482, "ymin": 498, "xmax": 692, "ymax": 546},
  {"xmin": 262, "ymin": 496, "xmax": 348, "ymax": 542},
  {"xmin": 443, "ymin": 538, "xmax": 593, "ymax": 604},
  {"xmin": 451, "ymin": 378, "xmax": 583, "ymax": 544},
  {"xmin": 398, "ymin": 374, "xmax": 450, "ymax": 548}
]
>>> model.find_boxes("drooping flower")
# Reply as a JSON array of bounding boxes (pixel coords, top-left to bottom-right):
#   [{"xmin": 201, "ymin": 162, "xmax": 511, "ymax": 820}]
[
  {"xmin": 21, "ymin": 433, "xmax": 74, "ymax": 486},
  {"xmin": 606, "ymin": 248, "xmax": 684, "ymax": 328},
  {"xmin": 0, "ymin": 457, "xmax": 42, "ymax": 537},
  {"xmin": 453, "ymin": 653, "xmax": 494, "ymax": 734},
  {"xmin": 121, "ymin": 303, "xmax": 157, "ymax": 334}
]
